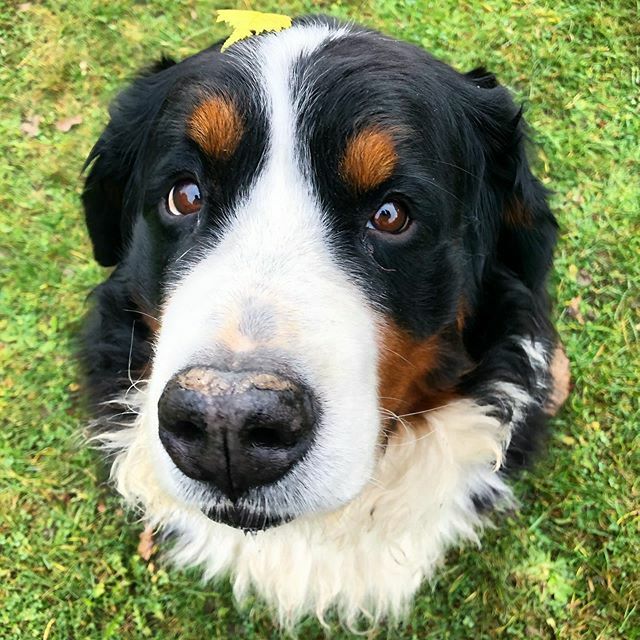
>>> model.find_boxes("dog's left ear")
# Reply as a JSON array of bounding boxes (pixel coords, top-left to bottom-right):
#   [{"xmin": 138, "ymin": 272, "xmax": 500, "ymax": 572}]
[
  {"xmin": 463, "ymin": 67, "xmax": 558, "ymax": 291},
  {"xmin": 83, "ymin": 56, "xmax": 177, "ymax": 266}
]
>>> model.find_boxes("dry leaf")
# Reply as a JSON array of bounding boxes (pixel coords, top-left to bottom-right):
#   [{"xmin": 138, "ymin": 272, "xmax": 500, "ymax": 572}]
[
  {"xmin": 566, "ymin": 295, "xmax": 584, "ymax": 324},
  {"xmin": 18, "ymin": 2, "xmax": 32, "ymax": 11},
  {"xmin": 20, "ymin": 115, "xmax": 41, "ymax": 138},
  {"xmin": 137, "ymin": 525, "xmax": 155, "ymax": 561},
  {"xmin": 56, "ymin": 115, "xmax": 83, "ymax": 133},
  {"xmin": 217, "ymin": 10, "xmax": 292, "ymax": 52},
  {"xmin": 576, "ymin": 268, "xmax": 592, "ymax": 287}
]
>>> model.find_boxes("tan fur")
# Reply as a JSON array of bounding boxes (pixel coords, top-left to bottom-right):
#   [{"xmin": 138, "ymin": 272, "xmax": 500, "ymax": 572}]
[
  {"xmin": 340, "ymin": 127, "xmax": 398, "ymax": 192},
  {"xmin": 378, "ymin": 322, "xmax": 449, "ymax": 416},
  {"xmin": 187, "ymin": 96, "xmax": 244, "ymax": 158},
  {"xmin": 218, "ymin": 323, "xmax": 258, "ymax": 353},
  {"xmin": 456, "ymin": 297, "xmax": 468, "ymax": 333},
  {"xmin": 503, "ymin": 196, "xmax": 533, "ymax": 228},
  {"xmin": 544, "ymin": 344, "xmax": 571, "ymax": 415}
]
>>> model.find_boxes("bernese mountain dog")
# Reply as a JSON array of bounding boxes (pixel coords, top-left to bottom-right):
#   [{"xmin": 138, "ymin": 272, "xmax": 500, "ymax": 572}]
[{"xmin": 81, "ymin": 16, "xmax": 570, "ymax": 626}]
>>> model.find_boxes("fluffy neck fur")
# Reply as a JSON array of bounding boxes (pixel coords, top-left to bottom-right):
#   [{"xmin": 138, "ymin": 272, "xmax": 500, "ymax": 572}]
[{"xmin": 96, "ymin": 392, "xmax": 513, "ymax": 627}]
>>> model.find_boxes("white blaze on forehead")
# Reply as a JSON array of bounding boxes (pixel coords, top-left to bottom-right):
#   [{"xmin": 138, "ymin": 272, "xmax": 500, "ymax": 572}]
[
  {"xmin": 144, "ymin": 22, "xmax": 381, "ymax": 516},
  {"xmin": 256, "ymin": 24, "xmax": 343, "ymax": 165}
]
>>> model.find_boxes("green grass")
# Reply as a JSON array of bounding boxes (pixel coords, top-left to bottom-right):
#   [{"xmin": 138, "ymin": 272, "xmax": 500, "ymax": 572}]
[{"xmin": 1, "ymin": 0, "xmax": 638, "ymax": 637}]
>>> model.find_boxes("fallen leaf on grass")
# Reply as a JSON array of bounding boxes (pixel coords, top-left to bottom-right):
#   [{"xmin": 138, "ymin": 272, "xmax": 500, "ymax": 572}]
[
  {"xmin": 138, "ymin": 525, "xmax": 155, "ymax": 561},
  {"xmin": 576, "ymin": 268, "xmax": 592, "ymax": 287},
  {"xmin": 20, "ymin": 115, "xmax": 41, "ymax": 137},
  {"xmin": 56, "ymin": 115, "xmax": 83, "ymax": 132},
  {"xmin": 566, "ymin": 295, "xmax": 584, "ymax": 324}
]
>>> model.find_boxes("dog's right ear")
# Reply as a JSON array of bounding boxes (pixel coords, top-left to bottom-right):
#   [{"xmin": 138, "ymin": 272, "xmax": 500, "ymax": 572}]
[
  {"xmin": 82, "ymin": 56, "xmax": 177, "ymax": 266},
  {"xmin": 461, "ymin": 66, "xmax": 558, "ymax": 292}
]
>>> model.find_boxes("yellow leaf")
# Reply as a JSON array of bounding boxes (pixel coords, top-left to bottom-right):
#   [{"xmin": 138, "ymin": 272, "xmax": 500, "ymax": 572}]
[{"xmin": 217, "ymin": 10, "xmax": 292, "ymax": 52}]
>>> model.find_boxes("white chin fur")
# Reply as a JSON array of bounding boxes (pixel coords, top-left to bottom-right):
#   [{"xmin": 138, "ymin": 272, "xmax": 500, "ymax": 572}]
[{"xmin": 95, "ymin": 392, "xmax": 513, "ymax": 627}]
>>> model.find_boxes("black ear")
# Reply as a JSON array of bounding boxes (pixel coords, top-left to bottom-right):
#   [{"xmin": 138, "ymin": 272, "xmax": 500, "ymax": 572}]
[
  {"xmin": 496, "ymin": 120, "xmax": 558, "ymax": 291},
  {"xmin": 82, "ymin": 56, "xmax": 177, "ymax": 266},
  {"xmin": 463, "ymin": 70, "xmax": 558, "ymax": 291}
]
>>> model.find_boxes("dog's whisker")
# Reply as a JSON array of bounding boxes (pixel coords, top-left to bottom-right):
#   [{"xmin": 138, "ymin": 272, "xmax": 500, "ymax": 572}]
[
  {"xmin": 385, "ymin": 429, "xmax": 436, "ymax": 447},
  {"xmin": 381, "ymin": 407, "xmax": 414, "ymax": 437},
  {"xmin": 377, "ymin": 344, "xmax": 414, "ymax": 367},
  {"xmin": 427, "ymin": 159, "xmax": 481, "ymax": 179},
  {"xmin": 124, "ymin": 307, "xmax": 160, "ymax": 324},
  {"xmin": 177, "ymin": 247, "xmax": 195, "ymax": 263},
  {"xmin": 396, "ymin": 404, "xmax": 449, "ymax": 419},
  {"xmin": 126, "ymin": 321, "xmax": 139, "ymax": 390}
]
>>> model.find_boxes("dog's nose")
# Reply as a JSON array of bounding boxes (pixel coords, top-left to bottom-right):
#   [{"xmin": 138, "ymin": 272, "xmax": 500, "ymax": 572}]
[{"xmin": 157, "ymin": 366, "xmax": 315, "ymax": 500}]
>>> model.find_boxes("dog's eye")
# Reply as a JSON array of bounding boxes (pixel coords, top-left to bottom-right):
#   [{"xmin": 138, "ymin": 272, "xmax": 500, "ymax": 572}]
[
  {"xmin": 367, "ymin": 202, "xmax": 410, "ymax": 234},
  {"xmin": 167, "ymin": 180, "xmax": 202, "ymax": 216}
]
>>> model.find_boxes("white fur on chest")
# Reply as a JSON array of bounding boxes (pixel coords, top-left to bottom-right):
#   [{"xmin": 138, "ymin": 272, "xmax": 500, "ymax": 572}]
[{"xmin": 99, "ymin": 397, "xmax": 512, "ymax": 626}]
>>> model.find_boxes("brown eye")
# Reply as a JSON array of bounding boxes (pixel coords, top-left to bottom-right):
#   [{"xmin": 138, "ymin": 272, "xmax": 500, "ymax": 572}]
[
  {"xmin": 167, "ymin": 180, "xmax": 202, "ymax": 216},
  {"xmin": 368, "ymin": 201, "xmax": 410, "ymax": 234}
]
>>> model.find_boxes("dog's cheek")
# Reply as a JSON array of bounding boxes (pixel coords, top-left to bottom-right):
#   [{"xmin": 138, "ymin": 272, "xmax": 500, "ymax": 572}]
[{"xmin": 377, "ymin": 320, "xmax": 445, "ymax": 417}]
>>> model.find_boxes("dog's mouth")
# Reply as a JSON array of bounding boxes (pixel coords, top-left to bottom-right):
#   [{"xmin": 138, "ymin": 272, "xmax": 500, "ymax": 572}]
[{"xmin": 204, "ymin": 503, "xmax": 291, "ymax": 532}]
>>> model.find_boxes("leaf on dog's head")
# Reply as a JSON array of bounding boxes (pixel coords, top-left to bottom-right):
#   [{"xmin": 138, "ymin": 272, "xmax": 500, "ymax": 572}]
[{"xmin": 217, "ymin": 10, "xmax": 292, "ymax": 52}]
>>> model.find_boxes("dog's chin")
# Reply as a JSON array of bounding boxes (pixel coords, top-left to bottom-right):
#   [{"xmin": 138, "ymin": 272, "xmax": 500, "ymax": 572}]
[{"xmin": 203, "ymin": 504, "xmax": 292, "ymax": 532}]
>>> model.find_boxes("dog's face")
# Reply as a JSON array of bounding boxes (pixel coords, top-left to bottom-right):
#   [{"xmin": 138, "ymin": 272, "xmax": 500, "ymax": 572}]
[{"xmin": 83, "ymin": 18, "xmax": 556, "ymax": 531}]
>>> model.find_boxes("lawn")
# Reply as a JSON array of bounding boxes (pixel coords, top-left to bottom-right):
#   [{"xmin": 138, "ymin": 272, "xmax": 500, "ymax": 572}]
[{"xmin": 0, "ymin": 0, "xmax": 638, "ymax": 638}]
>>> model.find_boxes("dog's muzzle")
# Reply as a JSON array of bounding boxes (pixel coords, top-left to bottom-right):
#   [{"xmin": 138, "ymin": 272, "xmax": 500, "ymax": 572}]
[{"xmin": 157, "ymin": 365, "xmax": 316, "ymax": 503}]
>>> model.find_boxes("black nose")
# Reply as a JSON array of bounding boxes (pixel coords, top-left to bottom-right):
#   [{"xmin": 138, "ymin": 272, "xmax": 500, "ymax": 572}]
[{"xmin": 157, "ymin": 367, "xmax": 315, "ymax": 500}]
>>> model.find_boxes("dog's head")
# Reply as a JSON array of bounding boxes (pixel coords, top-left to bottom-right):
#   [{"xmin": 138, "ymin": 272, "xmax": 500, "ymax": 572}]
[{"xmin": 83, "ymin": 17, "xmax": 556, "ymax": 530}]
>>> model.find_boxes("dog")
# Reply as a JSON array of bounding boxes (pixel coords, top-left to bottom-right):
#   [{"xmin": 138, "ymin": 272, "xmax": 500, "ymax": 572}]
[{"xmin": 81, "ymin": 15, "xmax": 569, "ymax": 626}]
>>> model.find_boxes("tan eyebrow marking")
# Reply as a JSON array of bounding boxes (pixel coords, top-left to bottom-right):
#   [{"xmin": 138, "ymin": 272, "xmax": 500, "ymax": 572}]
[
  {"xmin": 187, "ymin": 96, "xmax": 244, "ymax": 158},
  {"xmin": 340, "ymin": 127, "xmax": 398, "ymax": 192}
]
